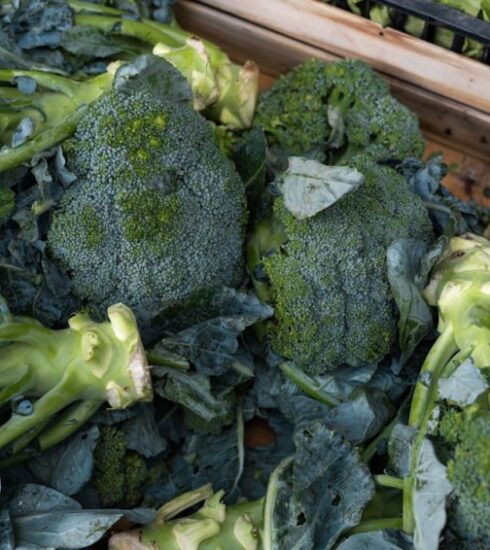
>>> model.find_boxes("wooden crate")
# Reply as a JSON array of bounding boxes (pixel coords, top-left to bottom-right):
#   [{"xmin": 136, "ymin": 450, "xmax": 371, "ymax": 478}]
[{"xmin": 175, "ymin": 0, "xmax": 490, "ymax": 206}]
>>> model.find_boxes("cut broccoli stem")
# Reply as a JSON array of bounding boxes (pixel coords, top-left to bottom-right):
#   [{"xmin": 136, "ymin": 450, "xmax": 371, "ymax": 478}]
[
  {"xmin": 0, "ymin": 69, "xmax": 114, "ymax": 172},
  {"xmin": 156, "ymin": 484, "xmax": 214, "ymax": 522},
  {"xmin": 0, "ymin": 304, "xmax": 152, "ymax": 452},
  {"xmin": 279, "ymin": 362, "xmax": 341, "ymax": 408},
  {"xmin": 374, "ymin": 475, "xmax": 404, "ymax": 491},
  {"xmin": 37, "ymin": 399, "xmax": 102, "ymax": 451},
  {"xmin": 0, "ymin": 369, "xmax": 77, "ymax": 449},
  {"xmin": 362, "ymin": 397, "xmax": 407, "ymax": 463},
  {"xmin": 68, "ymin": 0, "xmax": 124, "ymax": 15},
  {"xmin": 9, "ymin": 417, "xmax": 51, "ymax": 455},
  {"xmin": 146, "ymin": 349, "xmax": 190, "ymax": 371},
  {"xmin": 0, "ymin": 367, "xmax": 34, "ymax": 405},
  {"xmin": 0, "ymin": 106, "xmax": 87, "ymax": 172},
  {"xmin": 74, "ymin": 14, "xmax": 182, "ymax": 47},
  {"xmin": 403, "ymin": 341, "xmax": 467, "ymax": 534},
  {"xmin": 348, "ymin": 517, "xmax": 404, "ymax": 535},
  {"xmin": 407, "ymin": 326, "xmax": 458, "ymax": 429}
]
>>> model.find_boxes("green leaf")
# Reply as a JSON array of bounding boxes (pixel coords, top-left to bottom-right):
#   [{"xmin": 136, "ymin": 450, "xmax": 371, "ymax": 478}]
[
  {"xmin": 265, "ymin": 422, "xmax": 375, "ymax": 549},
  {"xmin": 387, "ymin": 238, "xmax": 435, "ymax": 364},
  {"xmin": 60, "ymin": 25, "xmax": 124, "ymax": 57},
  {"xmin": 438, "ymin": 358, "xmax": 488, "ymax": 406},
  {"xmin": 28, "ymin": 426, "xmax": 99, "ymax": 496},
  {"xmin": 412, "ymin": 439, "xmax": 453, "ymax": 550},
  {"xmin": 278, "ymin": 157, "xmax": 364, "ymax": 220}
]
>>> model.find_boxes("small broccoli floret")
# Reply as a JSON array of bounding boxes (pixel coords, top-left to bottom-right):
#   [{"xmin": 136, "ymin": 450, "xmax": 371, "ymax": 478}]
[
  {"xmin": 48, "ymin": 88, "xmax": 246, "ymax": 324},
  {"xmin": 445, "ymin": 413, "xmax": 490, "ymax": 541},
  {"xmin": 92, "ymin": 425, "xmax": 148, "ymax": 508},
  {"xmin": 0, "ymin": 186, "xmax": 15, "ymax": 225},
  {"xmin": 254, "ymin": 58, "xmax": 424, "ymax": 162},
  {"xmin": 248, "ymin": 156, "xmax": 433, "ymax": 374}
]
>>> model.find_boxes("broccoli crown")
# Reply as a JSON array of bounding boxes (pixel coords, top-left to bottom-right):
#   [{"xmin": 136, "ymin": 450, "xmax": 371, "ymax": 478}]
[
  {"xmin": 48, "ymin": 89, "xmax": 247, "ymax": 322},
  {"xmin": 444, "ymin": 412, "xmax": 490, "ymax": 541},
  {"xmin": 254, "ymin": 58, "xmax": 424, "ymax": 162},
  {"xmin": 250, "ymin": 156, "xmax": 433, "ymax": 374},
  {"xmin": 0, "ymin": 186, "xmax": 15, "ymax": 226},
  {"xmin": 92, "ymin": 425, "xmax": 148, "ymax": 508}
]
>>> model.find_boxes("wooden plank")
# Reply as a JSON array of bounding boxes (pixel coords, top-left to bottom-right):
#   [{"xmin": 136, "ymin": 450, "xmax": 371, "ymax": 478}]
[
  {"xmin": 194, "ymin": 0, "xmax": 490, "ymax": 114},
  {"xmin": 175, "ymin": 1, "xmax": 490, "ymax": 207},
  {"xmin": 175, "ymin": 0, "xmax": 490, "ymax": 161}
]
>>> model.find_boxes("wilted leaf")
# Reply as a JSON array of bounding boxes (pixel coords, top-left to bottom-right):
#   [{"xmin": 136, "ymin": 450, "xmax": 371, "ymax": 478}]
[
  {"xmin": 413, "ymin": 439, "xmax": 452, "ymax": 550},
  {"xmin": 438, "ymin": 358, "xmax": 488, "ymax": 406},
  {"xmin": 28, "ymin": 426, "xmax": 99, "ymax": 496},
  {"xmin": 266, "ymin": 423, "xmax": 374, "ymax": 549},
  {"xmin": 278, "ymin": 157, "xmax": 364, "ymax": 219}
]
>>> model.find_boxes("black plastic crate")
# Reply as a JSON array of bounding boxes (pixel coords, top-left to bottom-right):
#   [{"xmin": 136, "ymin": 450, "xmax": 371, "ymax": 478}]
[{"xmin": 330, "ymin": 0, "xmax": 490, "ymax": 63}]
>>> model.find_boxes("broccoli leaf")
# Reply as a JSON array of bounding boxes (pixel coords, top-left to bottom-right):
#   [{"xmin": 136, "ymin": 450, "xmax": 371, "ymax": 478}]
[
  {"xmin": 0, "ymin": 510, "xmax": 14, "ymax": 550},
  {"xmin": 154, "ymin": 368, "xmax": 229, "ymax": 422},
  {"xmin": 265, "ymin": 422, "xmax": 375, "ymax": 549},
  {"xmin": 412, "ymin": 438, "xmax": 453, "ymax": 550},
  {"xmin": 120, "ymin": 404, "xmax": 168, "ymax": 458},
  {"xmin": 438, "ymin": 358, "xmax": 488, "ymax": 406},
  {"xmin": 3, "ymin": 484, "xmax": 155, "ymax": 549},
  {"xmin": 387, "ymin": 238, "xmax": 441, "ymax": 364},
  {"xmin": 153, "ymin": 290, "xmax": 272, "ymax": 376},
  {"xmin": 60, "ymin": 26, "xmax": 125, "ymax": 58},
  {"xmin": 278, "ymin": 157, "xmax": 364, "ymax": 220},
  {"xmin": 337, "ymin": 530, "xmax": 412, "ymax": 549},
  {"xmin": 28, "ymin": 426, "xmax": 99, "ymax": 496}
]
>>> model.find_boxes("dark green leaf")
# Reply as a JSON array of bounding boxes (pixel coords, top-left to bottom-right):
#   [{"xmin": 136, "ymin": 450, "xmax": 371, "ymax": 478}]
[
  {"xmin": 28, "ymin": 426, "xmax": 99, "ymax": 496},
  {"xmin": 60, "ymin": 26, "xmax": 124, "ymax": 57}
]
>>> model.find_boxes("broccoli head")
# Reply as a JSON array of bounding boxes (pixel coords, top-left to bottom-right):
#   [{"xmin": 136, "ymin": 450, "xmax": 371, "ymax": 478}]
[
  {"xmin": 0, "ymin": 186, "xmax": 14, "ymax": 226},
  {"xmin": 254, "ymin": 58, "xmax": 424, "ymax": 163},
  {"xmin": 92, "ymin": 425, "xmax": 148, "ymax": 508},
  {"xmin": 444, "ymin": 412, "xmax": 490, "ymax": 542},
  {"xmin": 248, "ymin": 156, "xmax": 433, "ymax": 374},
  {"xmin": 48, "ymin": 88, "xmax": 247, "ymax": 323}
]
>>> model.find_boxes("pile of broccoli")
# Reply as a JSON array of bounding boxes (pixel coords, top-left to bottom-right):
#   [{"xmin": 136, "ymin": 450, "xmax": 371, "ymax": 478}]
[{"xmin": 1, "ymin": 2, "xmax": 489, "ymax": 545}]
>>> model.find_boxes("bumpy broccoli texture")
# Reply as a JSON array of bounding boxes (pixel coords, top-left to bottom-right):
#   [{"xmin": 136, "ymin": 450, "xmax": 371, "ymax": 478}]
[
  {"xmin": 92, "ymin": 425, "xmax": 148, "ymax": 508},
  {"xmin": 248, "ymin": 156, "xmax": 433, "ymax": 374},
  {"xmin": 438, "ymin": 407, "xmax": 490, "ymax": 544},
  {"xmin": 254, "ymin": 58, "xmax": 424, "ymax": 162},
  {"xmin": 48, "ymin": 88, "xmax": 246, "ymax": 322}
]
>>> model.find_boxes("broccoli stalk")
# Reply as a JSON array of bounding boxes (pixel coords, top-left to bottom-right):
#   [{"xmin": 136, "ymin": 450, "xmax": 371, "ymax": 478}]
[
  {"xmin": 69, "ymin": 0, "xmax": 258, "ymax": 127},
  {"xmin": 108, "ymin": 484, "xmax": 264, "ymax": 550},
  {"xmin": 0, "ymin": 303, "xmax": 152, "ymax": 454},
  {"xmin": 0, "ymin": 68, "xmax": 115, "ymax": 172},
  {"xmin": 353, "ymin": 234, "xmax": 490, "ymax": 538},
  {"xmin": 0, "ymin": 6, "xmax": 257, "ymax": 173},
  {"xmin": 402, "ymin": 233, "xmax": 490, "ymax": 533}
]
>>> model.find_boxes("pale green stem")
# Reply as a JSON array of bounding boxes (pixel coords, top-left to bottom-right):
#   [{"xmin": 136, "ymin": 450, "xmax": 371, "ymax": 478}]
[{"xmin": 37, "ymin": 399, "xmax": 102, "ymax": 451}]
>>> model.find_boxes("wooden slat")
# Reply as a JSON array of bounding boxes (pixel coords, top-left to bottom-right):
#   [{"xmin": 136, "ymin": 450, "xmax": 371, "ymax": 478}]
[
  {"xmin": 175, "ymin": 0, "xmax": 490, "ymax": 161},
  {"xmin": 175, "ymin": 1, "xmax": 490, "ymax": 207},
  {"xmin": 194, "ymin": 0, "xmax": 490, "ymax": 114}
]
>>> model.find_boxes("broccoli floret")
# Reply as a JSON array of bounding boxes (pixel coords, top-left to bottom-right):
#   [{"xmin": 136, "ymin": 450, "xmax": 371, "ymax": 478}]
[
  {"xmin": 445, "ymin": 413, "xmax": 490, "ymax": 542},
  {"xmin": 248, "ymin": 156, "xmax": 433, "ymax": 374},
  {"xmin": 254, "ymin": 58, "xmax": 424, "ymax": 162},
  {"xmin": 0, "ymin": 186, "xmax": 14, "ymax": 225},
  {"xmin": 48, "ymin": 88, "xmax": 247, "ymax": 324},
  {"xmin": 92, "ymin": 425, "xmax": 148, "ymax": 508}
]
